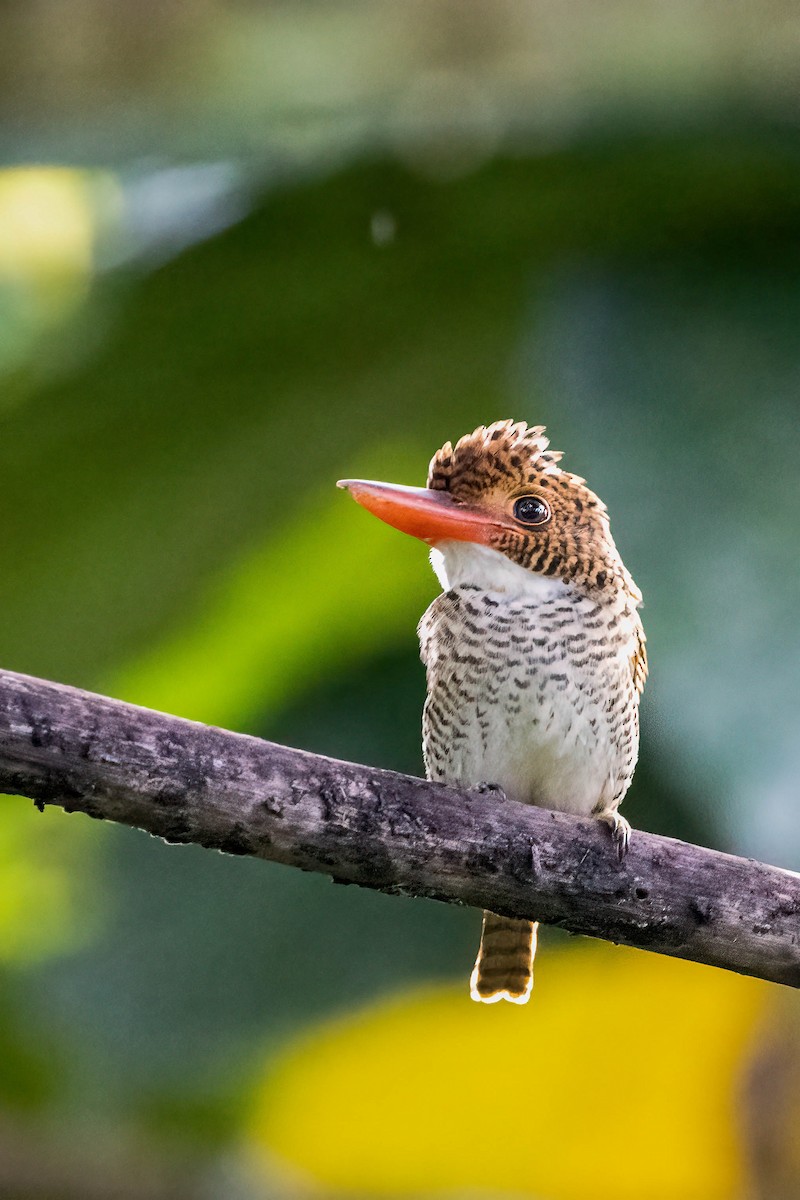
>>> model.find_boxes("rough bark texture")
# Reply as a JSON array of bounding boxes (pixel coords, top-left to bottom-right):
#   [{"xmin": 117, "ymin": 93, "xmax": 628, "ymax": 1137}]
[{"xmin": 0, "ymin": 668, "xmax": 798, "ymax": 987}]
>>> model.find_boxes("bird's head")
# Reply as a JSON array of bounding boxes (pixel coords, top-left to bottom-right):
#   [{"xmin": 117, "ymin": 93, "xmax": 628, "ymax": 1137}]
[{"xmin": 339, "ymin": 420, "xmax": 639, "ymax": 600}]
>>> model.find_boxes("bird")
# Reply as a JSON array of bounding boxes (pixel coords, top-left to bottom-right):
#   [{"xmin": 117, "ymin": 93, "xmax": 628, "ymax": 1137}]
[{"xmin": 338, "ymin": 420, "xmax": 646, "ymax": 1005}]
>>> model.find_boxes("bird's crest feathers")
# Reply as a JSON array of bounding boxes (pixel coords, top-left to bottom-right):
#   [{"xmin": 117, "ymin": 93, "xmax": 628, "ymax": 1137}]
[{"xmin": 428, "ymin": 419, "xmax": 584, "ymax": 496}]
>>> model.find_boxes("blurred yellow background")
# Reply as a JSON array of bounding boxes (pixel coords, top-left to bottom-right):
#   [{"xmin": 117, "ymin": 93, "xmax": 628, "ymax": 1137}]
[{"xmin": 253, "ymin": 946, "xmax": 771, "ymax": 1200}]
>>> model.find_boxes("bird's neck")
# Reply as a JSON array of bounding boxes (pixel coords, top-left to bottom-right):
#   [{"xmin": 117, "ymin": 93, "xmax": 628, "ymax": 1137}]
[{"xmin": 430, "ymin": 541, "xmax": 574, "ymax": 604}]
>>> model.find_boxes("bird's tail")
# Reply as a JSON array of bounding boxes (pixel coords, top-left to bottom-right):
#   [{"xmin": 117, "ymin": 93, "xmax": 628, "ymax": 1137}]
[{"xmin": 469, "ymin": 911, "xmax": 538, "ymax": 1004}]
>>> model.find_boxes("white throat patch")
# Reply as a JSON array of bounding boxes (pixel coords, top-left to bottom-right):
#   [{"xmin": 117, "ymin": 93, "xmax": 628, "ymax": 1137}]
[{"xmin": 430, "ymin": 540, "xmax": 570, "ymax": 601}]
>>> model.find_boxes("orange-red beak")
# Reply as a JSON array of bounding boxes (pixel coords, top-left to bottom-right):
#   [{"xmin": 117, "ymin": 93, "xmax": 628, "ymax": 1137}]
[{"xmin": 337, "ymin": 479, "xmax": 497, "ymax": 545}]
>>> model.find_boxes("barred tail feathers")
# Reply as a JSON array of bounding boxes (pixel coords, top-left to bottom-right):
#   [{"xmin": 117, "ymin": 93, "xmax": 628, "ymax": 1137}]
[{"xmin": 469, "ymin": 912, "xmax": 538, "ymax": 1004}]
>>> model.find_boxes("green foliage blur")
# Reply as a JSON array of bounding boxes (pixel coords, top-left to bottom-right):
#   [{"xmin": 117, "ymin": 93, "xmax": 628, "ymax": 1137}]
[{"xmin": 1, "ymin": 3, "xmax": 800, "ymax": 1197}]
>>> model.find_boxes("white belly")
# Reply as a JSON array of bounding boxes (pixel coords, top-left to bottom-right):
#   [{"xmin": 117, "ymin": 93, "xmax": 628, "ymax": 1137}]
[{"xmin": 425, "ymin": 670, "xmax": 623, "ymax": 814}]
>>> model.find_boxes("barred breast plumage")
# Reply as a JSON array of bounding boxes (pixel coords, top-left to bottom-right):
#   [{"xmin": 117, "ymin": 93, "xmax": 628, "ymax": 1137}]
[
  {"xmin": 338, "ymin": 420, "xmax": 646, "ymax": 1005},
  {"xmin": 420, "ymin": 573, "xmax": 642, "ymax": 818}
]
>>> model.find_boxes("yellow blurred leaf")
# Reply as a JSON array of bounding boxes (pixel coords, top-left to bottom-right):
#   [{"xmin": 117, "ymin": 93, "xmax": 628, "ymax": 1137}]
[
  {"xmin": 250, "ymin": 943, "xmax": 770, "ymax": 1200},
  {"xmin": 0, "ymin": 167, "xmax": 101, "ymax": 315}
]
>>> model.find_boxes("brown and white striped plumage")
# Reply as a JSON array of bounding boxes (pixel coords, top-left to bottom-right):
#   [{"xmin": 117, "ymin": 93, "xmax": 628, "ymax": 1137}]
[{"xmin": 419, "ymin": 421, "xmax": 646, "ymax": 1003}]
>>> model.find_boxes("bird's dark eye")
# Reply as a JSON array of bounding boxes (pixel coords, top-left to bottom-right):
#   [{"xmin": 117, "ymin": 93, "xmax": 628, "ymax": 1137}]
[{"xmin": 513, "ymin": 495, "xmax": 551, "ymax": 527}]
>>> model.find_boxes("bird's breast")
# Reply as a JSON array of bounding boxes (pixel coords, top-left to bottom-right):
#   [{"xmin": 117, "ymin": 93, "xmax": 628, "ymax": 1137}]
[{"xmin": 419, "ymin": 585, "xmax": 641, "ymax": 815}]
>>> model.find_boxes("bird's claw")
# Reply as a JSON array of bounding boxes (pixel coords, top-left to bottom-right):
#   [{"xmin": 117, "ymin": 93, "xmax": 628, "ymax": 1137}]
[
  {"xmin": 598, "ymin": 810, "xmax": 632, "ymax": 862},
  {"xmin": 471, "ymin": 782, "xmax": 508, "ymax": 801}
]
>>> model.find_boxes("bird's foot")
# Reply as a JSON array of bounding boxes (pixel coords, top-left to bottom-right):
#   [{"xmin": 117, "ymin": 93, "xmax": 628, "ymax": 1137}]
[
  {"xmin": 471, "ymin": 782, "xmax": 508, "ymax": 802},
  {"xmin": 598, "ymin": 810, "xmax": 632, "ymax": 862}
]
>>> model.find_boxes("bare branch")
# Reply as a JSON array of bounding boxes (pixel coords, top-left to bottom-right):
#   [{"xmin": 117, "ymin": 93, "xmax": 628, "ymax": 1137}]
[{"xmin": 0, "ymin": 669, "xmax": 797, "ymax": 987}]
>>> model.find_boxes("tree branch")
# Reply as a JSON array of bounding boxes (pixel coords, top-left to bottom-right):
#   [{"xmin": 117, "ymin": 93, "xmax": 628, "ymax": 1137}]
[{"xmin": 0, "ymin": 668, "xmax": 797, "ymax": 987}]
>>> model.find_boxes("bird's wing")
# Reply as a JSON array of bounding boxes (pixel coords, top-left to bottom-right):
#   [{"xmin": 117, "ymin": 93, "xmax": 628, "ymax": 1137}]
[{"xmin": 630, "ymin": 619, "xmax": 648, "ymax": 698}]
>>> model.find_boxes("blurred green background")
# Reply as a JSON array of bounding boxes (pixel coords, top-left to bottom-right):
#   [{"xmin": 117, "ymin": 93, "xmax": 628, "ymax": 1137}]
[{"xmin": 1, "ymin": 2, "xmax": 800, "ymax": 1197}]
